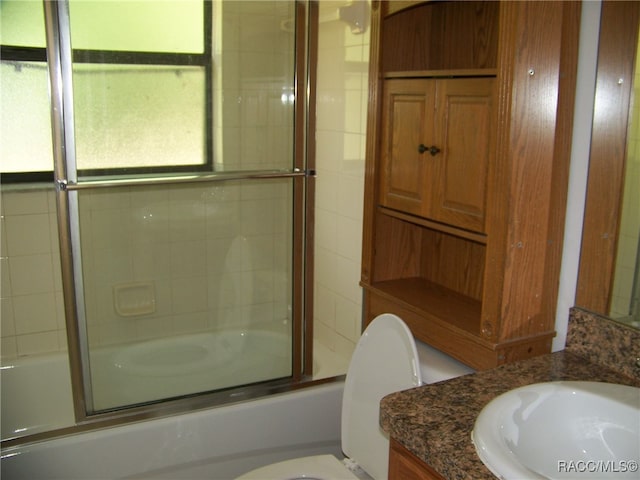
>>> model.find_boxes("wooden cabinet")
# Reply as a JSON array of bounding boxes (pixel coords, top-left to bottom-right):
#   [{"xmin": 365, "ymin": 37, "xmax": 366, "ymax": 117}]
[
  {"xmin": 388, "ymin": 438, "xmax": 444, "ymax": 480},
  {"xmin": 380, "ymin": 77, "xmax": 493, "ymax": 233},
  {"xmin": 361, "ymin": 0, "xmax": 581, "ymax": 370}
]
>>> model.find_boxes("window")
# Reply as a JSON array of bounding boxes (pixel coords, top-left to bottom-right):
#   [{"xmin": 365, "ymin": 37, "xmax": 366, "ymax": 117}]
[{"xmin": 0, "ymin": 0, "xmax": 212, "ymax": 182}]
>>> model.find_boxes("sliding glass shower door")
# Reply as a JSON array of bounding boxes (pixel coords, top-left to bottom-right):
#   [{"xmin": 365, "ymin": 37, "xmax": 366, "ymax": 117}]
[{"xmin": 45, "ymin": 0, "xmax": 308, "ymax": 414}]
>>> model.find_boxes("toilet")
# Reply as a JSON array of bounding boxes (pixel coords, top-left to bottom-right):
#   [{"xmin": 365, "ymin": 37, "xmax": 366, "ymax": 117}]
[{"xmin": 236, "ymin": 313, "xmax": 474, "ymax": 480}]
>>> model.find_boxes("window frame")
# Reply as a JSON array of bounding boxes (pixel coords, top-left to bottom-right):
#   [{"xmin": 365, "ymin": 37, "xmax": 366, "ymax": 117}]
[{"xmin": 0, "ymin": 1, "xmax": 213, "ymax": 184}]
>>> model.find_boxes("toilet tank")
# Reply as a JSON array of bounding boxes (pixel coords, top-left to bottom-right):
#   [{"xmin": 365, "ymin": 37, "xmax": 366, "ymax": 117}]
[{"xmin": 415, "ymin": 340, "xmax": 475, "ymax": 384}]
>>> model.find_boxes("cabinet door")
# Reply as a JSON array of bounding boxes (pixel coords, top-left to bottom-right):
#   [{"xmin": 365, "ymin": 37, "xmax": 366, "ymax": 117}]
[
  {"xmin": 379, "ymin": 79, "xmax": 435, "ymax": 217},
  {"xmin": 432, "ymin": 78, "xmax": 494, "ymax": 233}
]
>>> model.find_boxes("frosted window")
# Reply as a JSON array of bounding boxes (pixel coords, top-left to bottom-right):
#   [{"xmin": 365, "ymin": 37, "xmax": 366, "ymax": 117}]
[
  {"xmin": 0, "ymin": 1, "xmax": 46, "ymax": 47},
  {"xmin": 69, "ymin": 1, "xmax": 204, "ymax": 54},
  {"xmin": 72, "ymin": 64, "xmax": 207, "ymax": 172},
  {"xmin": 0, "ymin": 62, "xmax": 54, "ymax": 173}
]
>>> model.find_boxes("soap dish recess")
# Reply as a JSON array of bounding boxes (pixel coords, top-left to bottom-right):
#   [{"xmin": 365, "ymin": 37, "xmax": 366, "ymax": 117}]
[{"xmin": 113, "ymin": 282, "xmax": 156, "ymax": 317}]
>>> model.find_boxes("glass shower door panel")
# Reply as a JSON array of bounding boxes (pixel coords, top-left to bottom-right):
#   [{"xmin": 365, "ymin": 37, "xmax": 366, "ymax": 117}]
[{"xmin": 78, "ymin": 179, "xmax": 294, "ymax": 411}]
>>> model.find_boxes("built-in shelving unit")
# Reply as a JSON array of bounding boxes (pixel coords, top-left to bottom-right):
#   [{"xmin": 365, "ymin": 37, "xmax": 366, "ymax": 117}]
[{"xmin": 361, "ymin": 0, "xmax": 581, "ymax": 370}]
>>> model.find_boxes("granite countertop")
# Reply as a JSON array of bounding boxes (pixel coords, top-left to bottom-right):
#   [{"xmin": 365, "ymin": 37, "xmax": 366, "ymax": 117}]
[{"xmin": 380, "ymin": 309, "xmax": 640, "ymax": 479}]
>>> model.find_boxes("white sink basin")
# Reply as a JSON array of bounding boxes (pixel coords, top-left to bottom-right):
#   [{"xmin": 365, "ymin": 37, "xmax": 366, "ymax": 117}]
[{"xmin": 472, "ymin": 381, "xmax": 640, "ymax": 479}]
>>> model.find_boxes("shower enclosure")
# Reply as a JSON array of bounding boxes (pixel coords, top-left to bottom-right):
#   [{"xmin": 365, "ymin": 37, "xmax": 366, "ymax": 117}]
[{"xmin": 2, "ymin": 0, "xmax": 315, "ymax": 433}]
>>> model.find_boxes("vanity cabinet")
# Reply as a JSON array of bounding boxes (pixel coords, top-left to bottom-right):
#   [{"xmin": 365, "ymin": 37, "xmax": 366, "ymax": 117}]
[
  {"xmin": 361, "ymin": 0, "xmax": 580, "ymax": 370},
  {"xmin": 380, "ymin": 77, "xmax": 493, "ymax": 233},
  {"xmin": 388, "ymin": 439, "xmax": 444, "ymax": 480}
]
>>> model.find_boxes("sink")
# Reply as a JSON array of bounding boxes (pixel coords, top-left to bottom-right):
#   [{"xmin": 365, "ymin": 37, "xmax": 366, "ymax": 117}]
[{"xmin": 472, "ymin": 381, "xmax": 640, "ymax": 479}]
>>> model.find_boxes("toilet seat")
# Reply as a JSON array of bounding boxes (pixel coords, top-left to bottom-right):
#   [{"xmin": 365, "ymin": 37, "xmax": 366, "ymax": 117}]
[{"xmin": 235, "ymin": 454, "xmax": 364, "ymax": 479}]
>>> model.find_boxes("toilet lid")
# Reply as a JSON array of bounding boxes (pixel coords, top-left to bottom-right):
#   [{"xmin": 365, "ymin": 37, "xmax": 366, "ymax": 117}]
[{"xmin": 341, "ymin": 313, "xmax": 421, "ymax": 479}]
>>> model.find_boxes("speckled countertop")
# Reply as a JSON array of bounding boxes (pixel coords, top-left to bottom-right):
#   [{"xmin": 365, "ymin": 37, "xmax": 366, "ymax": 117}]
[{"xmin": 380, "ymin": 308, "xmax": 640, "ymax": 479}]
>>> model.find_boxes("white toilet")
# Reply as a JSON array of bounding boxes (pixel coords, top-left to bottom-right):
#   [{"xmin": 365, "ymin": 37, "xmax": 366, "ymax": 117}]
[{"xmin": 236, "ymin": 313, "xmax": 474, "ymax": 480}]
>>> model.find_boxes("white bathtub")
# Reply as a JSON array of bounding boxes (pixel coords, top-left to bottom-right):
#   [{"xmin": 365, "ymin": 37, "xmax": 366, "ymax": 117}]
[
  {"xmin": 1, "ymin": 332, "xmax": 346, "ymax": 441},
  {"xmin": 91, "ymin": 330, "xmax": 293, "ymax": 410},
  {"xmin": 1, "ymin": 353, "xmax": 75, "ymax": 440},
  {"xmin": 1, "ymin": 381, "xmax": 343, "ymax": 479},
  {"xmin": 0, "ymin": 333, "xmax": 348, "ymax": 479}
]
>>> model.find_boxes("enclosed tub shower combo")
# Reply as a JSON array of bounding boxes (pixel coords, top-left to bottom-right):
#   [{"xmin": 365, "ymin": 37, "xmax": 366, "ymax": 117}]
[{"xmin": 1, "ymin": 0, "xmax": 318, "ymax": 443}]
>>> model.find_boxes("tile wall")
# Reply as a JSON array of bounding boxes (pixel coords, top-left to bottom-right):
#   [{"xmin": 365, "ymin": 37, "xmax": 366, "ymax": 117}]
[
  {"xmin": 1, "ymin": 188, "xmax": 66, "ymax": 358},
  {"xmin": 313, "ymin": 0, "xmax": 370, "ymax": 361}
]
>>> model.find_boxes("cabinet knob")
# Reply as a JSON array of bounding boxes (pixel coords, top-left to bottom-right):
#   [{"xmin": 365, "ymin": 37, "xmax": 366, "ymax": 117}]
[{"xmin": 418, "ymin": 144, "xmax": 441, "ymax": 156}]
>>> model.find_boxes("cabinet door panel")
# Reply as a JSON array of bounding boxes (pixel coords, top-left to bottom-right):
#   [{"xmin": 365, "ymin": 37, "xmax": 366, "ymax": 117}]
[
  {"xmin": 433, "ymin": 78, "xmax": 494, "ymax": 232},
  {"xmin": 380, "ymin": 79, "xmax": 435, "ymax": 217}
]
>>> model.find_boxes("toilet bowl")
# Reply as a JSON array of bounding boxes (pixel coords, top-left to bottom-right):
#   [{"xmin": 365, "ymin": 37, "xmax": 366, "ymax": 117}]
[{"xmin": 236, "ymin": 313, "xmax": 474, "ymax": 480}]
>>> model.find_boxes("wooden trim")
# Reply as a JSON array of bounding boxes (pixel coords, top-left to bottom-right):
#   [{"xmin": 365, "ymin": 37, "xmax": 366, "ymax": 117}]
[
  {"xmin": 361, "ymin": 0, "xmax": 384, "ymax": 288},
  {"xmin": 576, "ymin": 0, "xmax": 640, "ymax": 313}
]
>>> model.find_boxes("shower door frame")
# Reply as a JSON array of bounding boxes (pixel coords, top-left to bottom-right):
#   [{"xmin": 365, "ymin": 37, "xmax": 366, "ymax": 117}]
[{"xmin": 43, "ymin": 0, "xmax": 318, "ymax": 428}]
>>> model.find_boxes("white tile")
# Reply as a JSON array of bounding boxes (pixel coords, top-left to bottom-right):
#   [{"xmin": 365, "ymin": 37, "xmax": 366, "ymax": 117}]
[
  {"xmin": 172, "ymin": 311, "xmax": 208, "ymax": 335},
  {"xmin": 90, "ymin": 208, "xmax": 132, "ymax": 251},
  {"xmin": 91, "ymin": 248, "xmax": 133, "ymax": 286},
  {"xmin": 316, "ymin": 90, "xmax": 346, "ymax": 132},
  {"xmin": 336, "ymin": 215, "xmax": 362, "ymax": 262},
  {"xmin": 0, "ymin": 215, "xmax": 7, "ymax": 257},
  {"xmin": 8, "ymin": 254, "xmax": 55, "ymax": 295},
  {"xmin": 344, "ymin": 90, "xmax": 363, "ymax": 134},
  {"xmin": 2, "ymin": 190, "xmax": 49, "ymax": 215},
  {"xmin": 135, "ymin": 314, "xmax": 173, "ymax": 340},
  {"xmin": 315, "ymin": 130, "xmax": 344, "ymax": 174},
  {"xmin": 334, "ymin": 256, "xmax": 362, "ymax": 304},
  {"xmin": 171, "ymin": 276, "xmax": 208, "ymax": 314},
  {"xmin": 132, "ymin": 242, "xmax": 171, "ymax": 279},
  {"xmin": 1, "ymin": 336, "xmax": 18, "ymax": 361},
  {"xmin": 1, "ymin": 296, "xmax": 16, "ymax": 336},
  {"xmin": 315, "ymin": 170, "xmax": 340, "ymax": 214},
  {"xmin": 5, "ymin": 213, "xmax": 52, "ymax": 256},
  {"xmin": 16, "ymin": 331, "xmax": 60, "ymax": 356},
  {"xmin": 314, "ymin": 247, "xmax": 338, "ymax": 292},
  {"xmin": 335, "ymin": 295, "xmax": 361, "ymax": 343},
  {"xmin": 55, "ymin": 291, "xmax": 66, "ymax": 330},
  {"xmin": 334, "ymin": 333, "xmax": 356, "ymax": 361},
  {"xmin": 0, "ymin": 257, "xmax": 11, "ymax": 298},
  {"xmin": 338, "ymin": 174, "xmax": 364, "ymax": 221},
  {"xmin": 314, "ymin": 283, "xmax": 336, "ymax": 329},
  {"xmin": 314, "ymin": 208, "xmax": 338, "ymax": 252},
  {"xmin": 170, "ymin": 241, "xmax": 207, "ymax": 277},
  {"xmin": 241, "ymin": 199, "xmax": 275, "ymax": 236},
  {"xmin": 12, "ymin": 292, "xmax": 58, "ymax": 335}
]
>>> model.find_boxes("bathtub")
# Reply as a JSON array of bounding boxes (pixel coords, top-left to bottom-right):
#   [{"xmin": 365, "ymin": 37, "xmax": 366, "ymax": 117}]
[
  {"xmin": 1, "ymin": 353, "xmax": 75, "ymax": 440},
  {"xmin": 91, "ymin": 330, "xmax": 293, "ymax": 410},
  {"xmin": 1, "ymin": 332, "xmax": 348, "ymax": 479},
  {"xmin": 1, "ymin": 331, "xmax": 346, "ymax": 441},
  {"xmin": 1, "ymin": 381, "xmax": 344, "ymax": 479}
]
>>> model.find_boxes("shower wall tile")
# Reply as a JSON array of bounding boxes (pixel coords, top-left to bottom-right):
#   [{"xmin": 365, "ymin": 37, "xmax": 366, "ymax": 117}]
[
  {"xmin": 1, "ymin": 336, "xmax": 17, "ymax": 360},
  {"xmin": 314, "ymin": 1, "xmax": 370, "ymax": 365},
  {"xmin": 2, "ymin": 190, "xmax": 49, "ymax": 215},
  {"xmin": 1, "ymin": 297, "xmax": 16, "ymax": 337},
  {"xmin": 8, "ymin": 254, "xmax": 55, "ymax": 296},
  {"xmin": 0, "ymin": 256, "xmax": 11, "ymax": 298},
  {"xmin": 4, "ymin": 214, "xmax": 51, "ymax": 256},
  {"xmin": 15, "ymin": 331, "xmax": 60, "ymax": 357},
  {"xmin": 12, "ymin": 293, "xmax": 57, "ymax": 334}
]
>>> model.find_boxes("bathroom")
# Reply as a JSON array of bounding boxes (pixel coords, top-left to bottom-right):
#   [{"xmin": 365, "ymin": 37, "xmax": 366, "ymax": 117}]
[{"xmin": 1, "ymin": 0, "xmax": 639, "ymax": 479}]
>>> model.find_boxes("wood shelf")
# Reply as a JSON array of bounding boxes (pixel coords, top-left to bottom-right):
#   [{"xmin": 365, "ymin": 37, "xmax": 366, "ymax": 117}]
[
  {"xmin": 378, "ymin": 206, "xmax": 487, "ymax": 244},
  {"xmin": 366, "ymin": 278, "xmax": 482, "ymax": 337}
]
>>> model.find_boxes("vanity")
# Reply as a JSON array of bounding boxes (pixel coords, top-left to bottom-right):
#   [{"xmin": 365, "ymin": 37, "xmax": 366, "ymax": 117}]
[{"xmin": 381, "ymin": 309, "xmax": 640, "ymax": 479}]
